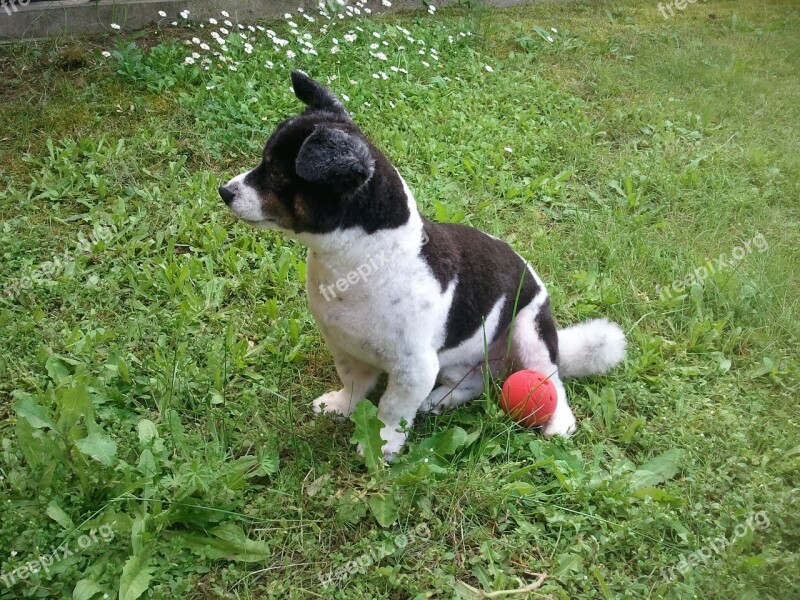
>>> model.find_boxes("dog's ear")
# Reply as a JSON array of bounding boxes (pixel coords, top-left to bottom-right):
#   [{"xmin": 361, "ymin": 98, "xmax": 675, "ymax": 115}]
[
  {"xmin": 295, "ymin": 125, "xmax": 374, "ymax": 189},
  {"xmin": 291, "ymin": 71, "xmax": 344, "ymax": 113}
]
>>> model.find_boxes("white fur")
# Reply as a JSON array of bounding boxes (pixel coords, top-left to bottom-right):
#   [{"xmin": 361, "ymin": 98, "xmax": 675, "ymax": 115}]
[
  {"xmin": 226, "ymin": 170, "xmax": 626, "ymax": 459},
  {"xmin": 556, "ymin": 318, "xmax": 627, "ymax": 379},
  {"xmin": 223, "ymin": 171, "xmax": 284, "ymax": 230}
]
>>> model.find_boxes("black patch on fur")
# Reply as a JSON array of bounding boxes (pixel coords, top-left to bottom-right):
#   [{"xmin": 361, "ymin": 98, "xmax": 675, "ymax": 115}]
[
  {"xmin": 534, "ymin": 298, "xmax": 559, "ymax": 365},
  {"xmin": 295, "ymin": 126, "xmax": 374, "ymax": 190},
  {"xmin": 291, "ymin": 71, "xmax": 344, "ymax": 113},
  {"xmin": 420, "ymin": 219, "xmax": 540, "ymax": 350},
  {"xmin": 244, "ymin": 103, "xmax": 410, "ymax": 234}
]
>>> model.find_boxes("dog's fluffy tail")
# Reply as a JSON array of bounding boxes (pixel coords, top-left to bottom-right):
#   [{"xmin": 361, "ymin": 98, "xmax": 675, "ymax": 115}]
[{"xmin": 557, "ymin": 318, "xmax": 626, "ymax": 379}]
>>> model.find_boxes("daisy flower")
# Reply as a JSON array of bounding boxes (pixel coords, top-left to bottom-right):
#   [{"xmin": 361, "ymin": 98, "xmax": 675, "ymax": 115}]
[
  {"xmin": 221, "ymin": 10, "xmax": 229, "ymax": 17},
  {"xmin": 158, "ymin": 10, "xmax": 167, "ymax": 17},
  {"xmin": 101, "ymin": 50, "xmax": 111, "ymax": 57},
  {"xmin": 485, "ymin": 64, "xmax": 494, "ymax": 72},
  {"xmin": 110, "ymin": 23, "xmax": 121, "ymax": 30},
  {"xmin": 209, "ymin": 18, "xmax": 218, "ymax": 24}
]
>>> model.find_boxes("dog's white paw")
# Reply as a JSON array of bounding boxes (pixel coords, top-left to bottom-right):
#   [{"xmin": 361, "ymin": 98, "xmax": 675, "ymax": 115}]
[
  {"xmin": 542, "ymin": 408, "xmax": 577, "ymax": 438},
  {"xmin": 312, "ymin": 390, "xmax": 357, "ymax": 418},
  {"xmin": 356, "ymin": 425, "xmax": 407, "ymax": 462}
]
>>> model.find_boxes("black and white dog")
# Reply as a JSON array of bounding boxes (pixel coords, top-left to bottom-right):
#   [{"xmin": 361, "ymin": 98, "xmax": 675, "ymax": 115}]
[{"xmin": 220, "ymin": 72, "xmax": 626, "ymax": 460}]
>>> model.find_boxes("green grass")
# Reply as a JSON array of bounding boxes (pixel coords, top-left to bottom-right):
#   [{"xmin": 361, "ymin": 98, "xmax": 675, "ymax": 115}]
[{"xmin": 1, "ymin": 0, "xmax": 799, "ymax": 598}]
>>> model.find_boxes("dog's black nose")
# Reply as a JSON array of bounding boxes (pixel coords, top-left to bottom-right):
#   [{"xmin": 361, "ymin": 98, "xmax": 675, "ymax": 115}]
[{"xmin": 219, "ymin": 185, "xmax": 235, "ymax": 205}]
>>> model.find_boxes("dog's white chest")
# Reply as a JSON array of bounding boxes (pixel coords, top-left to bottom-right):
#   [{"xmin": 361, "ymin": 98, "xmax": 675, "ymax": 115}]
[{"xmin": 305, "ymin": 245, "xmax": 448, "ymax": 367}]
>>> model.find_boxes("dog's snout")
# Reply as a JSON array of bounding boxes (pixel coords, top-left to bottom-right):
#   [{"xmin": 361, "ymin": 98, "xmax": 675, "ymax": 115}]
[{"xmin": 219, "ymin": 185, "xmax": 235, "ymax": 205}]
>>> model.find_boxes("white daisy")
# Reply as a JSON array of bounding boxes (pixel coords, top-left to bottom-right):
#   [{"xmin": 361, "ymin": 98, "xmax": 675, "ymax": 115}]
[
  {"xmin": 221, "ymin": 10, "xmax": 229, "ymax": 17},
  {"xmin": 101, "ymin": 50, "xmax": 111, "ymax": 57},
  {"xmin": 286, "ymin": 49, "xmax": 296, "ymax": 58},
  {"xmin": 209, "ymin": 18, "xmax": 218, "ymax": 24},
  {"xmin": 158, "ymin": 10, "xmax": 167, "ymax": 17},
  {"xmin": 382, "ymin": 0, "xmax": 391, "ymax": 5},
  {"xmin": 110, "ymin": 23, "xmax": 121, "ymax": 30},
  {"xmin": 485, "ymin": 64, "xmax": 494, "ymax": 72}
]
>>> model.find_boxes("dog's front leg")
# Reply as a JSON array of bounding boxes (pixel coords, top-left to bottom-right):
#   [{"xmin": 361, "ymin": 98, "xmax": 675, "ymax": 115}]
[
  {"xmin": 375, "ymin": 354, "xmax": 439, "ymax": 461},
  {"xmin": 313, "ymin": 343, "xmax": 381, "ymax": 419}
]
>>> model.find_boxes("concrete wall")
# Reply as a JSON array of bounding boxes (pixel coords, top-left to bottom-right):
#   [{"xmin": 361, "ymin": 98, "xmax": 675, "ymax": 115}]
[{"xmin": 0, "ymin": 0, "xmax": 534, "ymax": 42}]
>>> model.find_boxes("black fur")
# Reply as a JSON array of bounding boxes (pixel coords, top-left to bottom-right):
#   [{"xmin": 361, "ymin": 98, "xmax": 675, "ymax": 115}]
[
  {"xmin": 534, "ymin": 298, "xmax": 559, "ymax": 365},
  {"xmin": 420, "ymin": 220, "xmax": 540, "ymax": 350},
  {"xmin": 237, "ymin": 76, "xmax": 410, "ymax": 234},
  {"xmin": 295, "ymin": 125, "xmax": 375, "ymax": 189},
  {"xmin": 291, "ymin": 71, "xmax": 344, "ymax": 113}
]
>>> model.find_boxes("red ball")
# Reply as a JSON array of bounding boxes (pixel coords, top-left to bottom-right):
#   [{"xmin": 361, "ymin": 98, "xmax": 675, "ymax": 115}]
[{"xmin": 500, "ymin": 370, "xmax": 558, "ymax": 427}]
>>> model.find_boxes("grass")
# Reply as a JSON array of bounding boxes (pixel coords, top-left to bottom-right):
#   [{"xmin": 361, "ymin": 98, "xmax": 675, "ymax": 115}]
[{"xmin": 1, "ymin": 0, "xmax": 799, "ymax": 598}]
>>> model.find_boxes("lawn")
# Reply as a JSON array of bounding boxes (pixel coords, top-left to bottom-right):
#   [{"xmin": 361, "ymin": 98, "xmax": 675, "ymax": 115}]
[{"xmin": 1, "ymin": 0, "xmax": 799, "ymax": 598}]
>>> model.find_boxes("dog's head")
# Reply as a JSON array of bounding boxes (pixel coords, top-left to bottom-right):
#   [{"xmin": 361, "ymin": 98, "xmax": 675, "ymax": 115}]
[{"xmin": 219, "ymin": 71, "xmax": 382, "ymax": 235}]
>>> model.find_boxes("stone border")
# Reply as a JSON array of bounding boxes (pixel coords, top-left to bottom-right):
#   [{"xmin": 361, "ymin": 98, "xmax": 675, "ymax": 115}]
[{"xmin": 0, "ymin": 0, "xmax": 532, "ymax": 42}]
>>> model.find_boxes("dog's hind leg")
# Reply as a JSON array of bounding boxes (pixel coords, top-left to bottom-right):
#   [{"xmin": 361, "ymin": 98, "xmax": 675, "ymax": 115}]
[
  {"xmin": 510, "ymin": 299, "xmax": 577, "ymax": 438},
  {"xmin": 418, "ymin": 365, "xmax": 485, "ymax": 416},
  {"xmin": 312, "ymin": 342, "xmax": 381, "ymax": 419}
]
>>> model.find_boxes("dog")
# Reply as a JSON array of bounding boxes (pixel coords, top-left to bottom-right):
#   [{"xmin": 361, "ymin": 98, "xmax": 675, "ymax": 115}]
[{"xmin": 219, "ymin": 71, "xmax": 626, "ymax": 460}]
